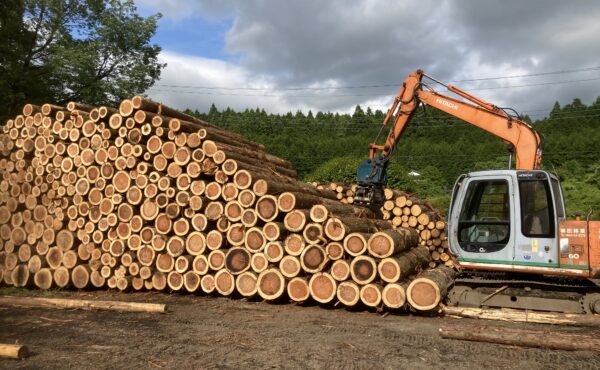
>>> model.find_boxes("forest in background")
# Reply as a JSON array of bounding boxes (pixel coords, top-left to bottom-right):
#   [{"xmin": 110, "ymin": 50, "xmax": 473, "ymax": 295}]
[{"xmin": 187, "ymin": 97, "xmax": 600, "ymax": 216}]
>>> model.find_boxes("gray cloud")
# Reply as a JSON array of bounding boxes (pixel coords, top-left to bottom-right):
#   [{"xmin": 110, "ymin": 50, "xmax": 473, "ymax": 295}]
[{"xmin": 139, "ymin": 0, "xmax": 600, "ymax": 115}]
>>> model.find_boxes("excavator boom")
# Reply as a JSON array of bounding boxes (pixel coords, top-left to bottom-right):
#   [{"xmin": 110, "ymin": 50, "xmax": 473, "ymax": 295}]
[{"xmin": 355, "ymin": 70, "xmax": 543, "ymax": 204}]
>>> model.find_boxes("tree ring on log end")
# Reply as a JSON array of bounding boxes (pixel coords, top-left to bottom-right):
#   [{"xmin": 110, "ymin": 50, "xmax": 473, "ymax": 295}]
[{"xmin": 257, "ymin": 268, "xmax": 285, "ymax": 300}]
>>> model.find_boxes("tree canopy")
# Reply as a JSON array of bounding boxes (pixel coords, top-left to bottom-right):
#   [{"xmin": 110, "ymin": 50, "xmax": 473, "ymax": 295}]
[
  {"xmin": 0, "ymin": 0, "xmax": 164, "ymax": 118},
  {"xmin": 187, "ymin": 97, "xmax": 600, "ymax": 216}
]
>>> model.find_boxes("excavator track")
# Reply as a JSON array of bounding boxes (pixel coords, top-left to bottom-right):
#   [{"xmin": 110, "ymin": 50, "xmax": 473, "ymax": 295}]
[{"xmin": 447, "ymin": 271, "xmax": 600, "ymax": 314}]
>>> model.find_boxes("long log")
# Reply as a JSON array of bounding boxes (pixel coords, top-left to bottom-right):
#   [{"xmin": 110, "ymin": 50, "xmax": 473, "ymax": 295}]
[
  {"xmin": 324, "ymin": 216, "xmax": 391, "ymax": 241},
  {"xmin": 439, "ymin": 323, "xmax": 600, "ymax": 352},
  {"xmin": 0, "ymin": 296, "xmax": 166, "ymax": 313},
  {"xmin": 443, "ymin": 306, "xmax": 600, "ymax": 327},
  {"xmin": 378, "ymin": 246, "xmax": 431, "ymax": 283},
  {"xmin": 367, "ymin": 228, "xmax": 419, "ymax": 258}
]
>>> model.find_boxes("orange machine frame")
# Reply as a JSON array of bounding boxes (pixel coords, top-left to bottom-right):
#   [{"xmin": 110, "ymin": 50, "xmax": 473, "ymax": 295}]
[{"xmin": 370, "ymin": 69, "xmax": 543, "ymax": 171}]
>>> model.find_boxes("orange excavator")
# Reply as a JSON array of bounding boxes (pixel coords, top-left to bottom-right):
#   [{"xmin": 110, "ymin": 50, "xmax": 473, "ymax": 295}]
[{"xmin": 355, "ymin": 69, "xmax": 600, "ymax": 313}]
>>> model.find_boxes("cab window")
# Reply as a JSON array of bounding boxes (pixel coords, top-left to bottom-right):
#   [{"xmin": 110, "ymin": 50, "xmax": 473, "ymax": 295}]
[
  {"xmin": 458, "ymin": 180, "xmax": 510, "ymax": 253},
  {"xmin": 519, "ymin": 179, "xmax": 554, "ymax": 237}
]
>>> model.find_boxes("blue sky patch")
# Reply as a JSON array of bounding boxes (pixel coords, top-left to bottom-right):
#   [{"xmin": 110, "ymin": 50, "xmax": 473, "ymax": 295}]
[{"xmin": 137, "ymin": 4, "xmax": 233, "ymax": 60}]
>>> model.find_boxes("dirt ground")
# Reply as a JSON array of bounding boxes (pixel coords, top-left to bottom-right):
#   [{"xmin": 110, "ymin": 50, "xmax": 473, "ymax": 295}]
[{"xmin": 0, "ymin": 289, "xmax": 599, "ymax": 370}]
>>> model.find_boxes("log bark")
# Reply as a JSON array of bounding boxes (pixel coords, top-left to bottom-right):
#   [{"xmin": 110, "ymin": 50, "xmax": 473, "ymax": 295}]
[
  {"xmin": 367, "ymin": 228, "xmax": 419, "ymax": 258},
  {"xmin": 324, "ymin": 216, "xmax": 391, "ymax": 241},
  {"xmin": 378, "ymin": 246, "xmax": 431, "ymax": 283}
]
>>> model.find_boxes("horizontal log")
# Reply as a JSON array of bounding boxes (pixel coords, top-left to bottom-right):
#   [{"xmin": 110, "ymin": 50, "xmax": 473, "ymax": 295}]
[
  {"xmin": 0, "ymin": 343, "xmax": 29, "ymax": 359},
  {"xmin": 443, "ymin": 306, "xmax": 600, "ymax": 327},
  {"xmin": 0, "ymin": 296, "xmax": 166, "ymax": 313},
  {"xmin": 439, "ymin": 323, "xmax": 600, "ymax": 352}
]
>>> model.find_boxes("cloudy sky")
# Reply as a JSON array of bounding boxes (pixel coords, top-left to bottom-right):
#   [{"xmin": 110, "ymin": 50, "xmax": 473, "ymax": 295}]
[{"xmin": 135, "ymin": 0, "xmax": 600, "ymax": 119}]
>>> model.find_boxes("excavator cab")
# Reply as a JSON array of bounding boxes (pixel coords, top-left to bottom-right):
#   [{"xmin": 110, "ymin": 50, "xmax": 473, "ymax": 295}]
[{"xmin": 447, "ymin": 169, "xmax": 568, "ymax": 273}]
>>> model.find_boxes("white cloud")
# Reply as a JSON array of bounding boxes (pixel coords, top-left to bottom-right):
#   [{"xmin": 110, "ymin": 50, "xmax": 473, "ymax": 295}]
[
  {"xmin": 139, "ymin": 0, "xmax": 600, "ymax": 116},
  {"xmin": 146, "ymin": 51, "xmax": 328, "ymax": 114}
]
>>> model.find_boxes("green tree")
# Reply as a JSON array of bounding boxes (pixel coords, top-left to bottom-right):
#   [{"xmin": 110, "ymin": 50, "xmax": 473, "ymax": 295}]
[{"xmin": 0, "ymin": 0, "xmax": 164, "ymax": 118}]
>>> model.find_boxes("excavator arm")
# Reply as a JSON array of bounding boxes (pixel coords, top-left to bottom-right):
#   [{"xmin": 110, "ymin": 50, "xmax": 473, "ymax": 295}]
[{"xmin": 355, "ymin": 69, "xmax": 543, "ymax": 204}]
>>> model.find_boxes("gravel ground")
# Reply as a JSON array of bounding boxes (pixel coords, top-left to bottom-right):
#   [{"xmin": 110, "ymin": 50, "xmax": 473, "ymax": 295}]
[{"xmin": 1, "ymin": 288, "xmax": 599, "ymax": 369}]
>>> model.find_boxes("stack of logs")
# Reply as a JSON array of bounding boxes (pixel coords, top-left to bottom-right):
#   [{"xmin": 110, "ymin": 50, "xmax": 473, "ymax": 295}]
[
  {"xmin": 313, "ymin": 182, "xmax": 455, "ymax": 269},
  {"xmin": 0, "ymin": 97, "xmax": 455, "ymax": 312}
]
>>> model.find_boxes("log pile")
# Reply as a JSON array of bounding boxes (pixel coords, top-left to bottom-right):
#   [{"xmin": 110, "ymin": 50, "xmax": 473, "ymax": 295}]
[
  {"xmin": 312, "ymin": 182, "xmax": 455, "ymax": 269},
  {"xmin": 0, "ymin": 98, "xmax": 455, "ymax": 312}
]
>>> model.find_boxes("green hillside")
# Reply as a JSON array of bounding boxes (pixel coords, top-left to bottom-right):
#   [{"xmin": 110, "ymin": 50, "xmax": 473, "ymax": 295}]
[{"xmin": 188, "ymin": 97, "xmax": 600, "ymax": 216}]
